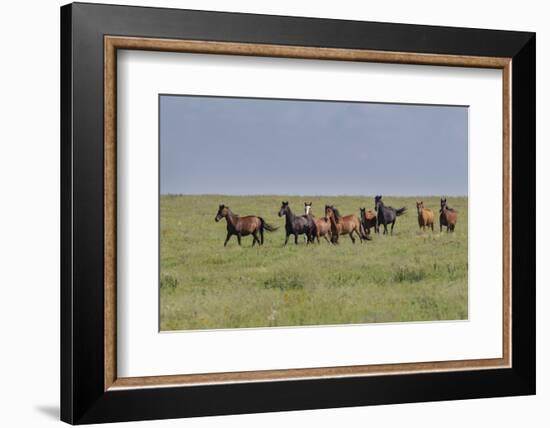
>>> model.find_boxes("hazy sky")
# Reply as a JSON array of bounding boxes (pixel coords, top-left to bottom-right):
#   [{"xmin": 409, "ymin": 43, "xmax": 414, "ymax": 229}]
[{"xmin": 160, "ymin": 95, "xmax": 468, "ymax": 196}]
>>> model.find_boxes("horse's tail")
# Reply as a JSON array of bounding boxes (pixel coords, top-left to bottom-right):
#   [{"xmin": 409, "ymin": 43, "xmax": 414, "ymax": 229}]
[
  {"xmin": 259, "ymin": 217, "xmax": 278, "ymax": 232},
  {"xmin": 395, "ymin": 207, "xmax": 407, "ymax": 216}
]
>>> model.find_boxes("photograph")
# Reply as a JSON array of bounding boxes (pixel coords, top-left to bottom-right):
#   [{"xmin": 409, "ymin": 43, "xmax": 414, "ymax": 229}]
[{"xmin": 159, "ymin": 94, "xmax": 469, "ymax": 331}]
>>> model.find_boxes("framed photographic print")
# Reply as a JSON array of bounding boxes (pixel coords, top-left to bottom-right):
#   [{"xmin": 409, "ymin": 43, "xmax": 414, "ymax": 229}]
[{"xmin": 60, "ymin": 2, "xmax": 535, "ymax": 424}]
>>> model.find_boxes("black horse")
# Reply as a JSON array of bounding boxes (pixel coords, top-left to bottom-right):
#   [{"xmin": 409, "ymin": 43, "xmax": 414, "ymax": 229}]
[
  {"xmin": 278, "ymin": 201, "xmax": 316, "ymax": 245},
  {"xmin": 374, "ymin": 195, "xmax": 407, "ymax": 235}
]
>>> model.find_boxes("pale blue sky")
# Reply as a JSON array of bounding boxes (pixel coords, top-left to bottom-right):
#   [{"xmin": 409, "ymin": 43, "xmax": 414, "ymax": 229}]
[{"xmin": 160, "ymin": 95, "xmax": 468, "ymax": 196}]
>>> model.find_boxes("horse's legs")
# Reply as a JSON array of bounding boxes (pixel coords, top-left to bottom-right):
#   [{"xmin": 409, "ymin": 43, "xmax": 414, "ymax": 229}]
[
  {"xmin": 294, "ymin": 233, "xmax": 299, "ymax": 245},
  {"xmin": 391, "ymin": 220, "xmax": 396, "ymax": 235},
  {"xmin": 224, "ymin": 232, "xmax": 232, "ymax": 246},
  {"xmin": 431, "ymin": 223, "xmax": 434, "ymax": 232},
  {"xmin": 236, "ymin": 233, "xmax": 242, "ymax": 245},
  {"xmin": 383, "ymin": 223, "xmax": 388, "ymax": 235},
  {"xmin": 440, "ymin": 223, "xmax": 443, "ymax": 233},
  {"xmin": 284, "ymin": 232, "xmax": 289, "ymax": 246},
  {"xmin": 252, "ymin": 231, "xmax": 260, "ymax": 247},
  {"xmin": 260, "ymin": 228, "xmax": 264, "ymax": 245}
]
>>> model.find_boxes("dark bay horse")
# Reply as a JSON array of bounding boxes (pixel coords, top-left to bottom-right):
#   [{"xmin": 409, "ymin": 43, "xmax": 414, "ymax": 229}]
[
  {"xmin": 215, "ymin": 204, "xmax": 278, "ymax": 246},
  {"xmin": 278, "ymin": 201, "xmax": 316, "ymax": 245},
  {"xmin": 359, "ymin": 208, "xmax": 378, "ymax": 235},
  {"xmin": 439, "ymin": 198, "xmax": 458, "ymax": 232},
  {"xmin": 374, "ymin": 195, "xmax": 407, "ymax": 235},
  {"xmin": 304, "ymin": 202, "xmax": 332, "ymax": 244},
  {"xmin": 325, "ymin": 205, "xmax": 370, "ymax": 244}
]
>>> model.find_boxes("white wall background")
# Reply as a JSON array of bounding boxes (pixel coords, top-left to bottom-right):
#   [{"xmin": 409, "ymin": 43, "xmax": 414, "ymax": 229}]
[{"xmin": 0, "ymin": 0, "xmax": 545, "ymax": 426}]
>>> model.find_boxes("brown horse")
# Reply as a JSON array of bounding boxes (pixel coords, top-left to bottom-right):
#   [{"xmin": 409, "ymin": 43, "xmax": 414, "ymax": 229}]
[
  {"xmin": 325, "ymin": 205, "xmax": 370, "ymax": 244},
  {"xmin": 416, "ymin": 201, "xmax": 434, "ymax": 232},
  {"xmin": 359, "ymin": 208, "xmax": 378, "ymax": 234},
  {"xmin": 215, "ymin": 204, "xmax": 278, "ymax": 246},
  {"xmin": 304, "ymin": 202, "xmax": 332, "ymax": 244},
  {"xmin": 439, "ymin": 198, "xmax": 458, "ymax": 233}
]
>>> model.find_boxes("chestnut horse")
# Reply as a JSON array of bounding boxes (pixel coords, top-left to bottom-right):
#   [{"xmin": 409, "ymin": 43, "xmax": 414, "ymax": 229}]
[
  {"xmin": 439, "ymin": 198, "xmax": 458, "ymax": 232},
  {"xmin": 359, "ymin": 208, "xmax": 378, "ymax": 234},
  {"xmin": 304, "ymin": 202, "xmax": 332, "ymax": 244},
  {"xmin": 215, "ymin": 204, "xmax": 278, "ymax": 246},
  {"xmin": 416, "ymin": 201, "xmax": 434, "ymax": 232},
  {"xmin": 325, "ymin": 205, "xmax": 370, "ymax": 244}
]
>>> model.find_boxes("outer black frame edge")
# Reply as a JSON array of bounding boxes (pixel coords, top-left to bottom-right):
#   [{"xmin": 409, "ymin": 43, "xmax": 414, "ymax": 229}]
[
  {"xmin": 60, "ymin": 3, "xmax": 74, "ymax": 425},
  {"xmin": 510, "ymin": 34, "xmax": 536, "ymax": 393},
  {"xmin": 60, "ymin": 2, "xmax": 536, "ymax": 425}
]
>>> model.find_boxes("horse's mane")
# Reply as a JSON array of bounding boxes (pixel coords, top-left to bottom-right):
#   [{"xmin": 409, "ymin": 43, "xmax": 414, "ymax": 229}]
[
  {"xmin": 226, "ymin": 207, "xmax": 238, "ymax": 217},
  {"xmin": 332, "ymin": 206, "xmax": 341, "ymax": 221},
  {"xmin": 440, "ymin": 205, "xmax": 457, "ymax": 214}
]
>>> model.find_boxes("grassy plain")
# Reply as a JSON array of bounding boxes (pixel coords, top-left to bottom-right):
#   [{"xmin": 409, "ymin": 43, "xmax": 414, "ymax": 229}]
[{"xmin": 160, "ymin": 195, "xmax": 468, "ymax": 331}]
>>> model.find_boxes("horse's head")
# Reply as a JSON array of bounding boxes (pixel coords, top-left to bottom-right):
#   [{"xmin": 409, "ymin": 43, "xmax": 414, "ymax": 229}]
[
  {"xmin": 278, "ymin": 201, "xmax": 289, "ymax": 217},
  {"xmin": 416, "ymin": 201, "xmax": 424, "ymax": 214},
  {"xmin": 359, "ymin": 207, "xmax": 366, "ymax": 219},
  {"xmin": 374, "ymin": 195, "xmax": 383, "ymax": 211},
  {"xmin": 440, "ymin": 198, "xmax": 447, "ymax": 212},
  {"xmin": 325, "ymin": 205, "xmax": 340, "ymax": 222},
  {"xmin": 304, "ymin": 202, "xmax": 312, "ymax": 215},
  {"xmin": 215, "ymin": 204, "xmax": 229, "ymax": 222}
]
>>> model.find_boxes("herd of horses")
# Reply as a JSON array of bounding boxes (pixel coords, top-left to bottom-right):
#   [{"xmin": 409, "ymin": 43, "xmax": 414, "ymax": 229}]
[{"xmin": 214, "ymin": 197, "xmax": 458, "ymax": 246}]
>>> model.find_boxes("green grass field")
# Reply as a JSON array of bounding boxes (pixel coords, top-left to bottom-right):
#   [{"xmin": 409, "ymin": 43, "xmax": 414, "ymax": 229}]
[{"xmin": 160, "ymin": 195, "xmax": 468, "ymax": 331}]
